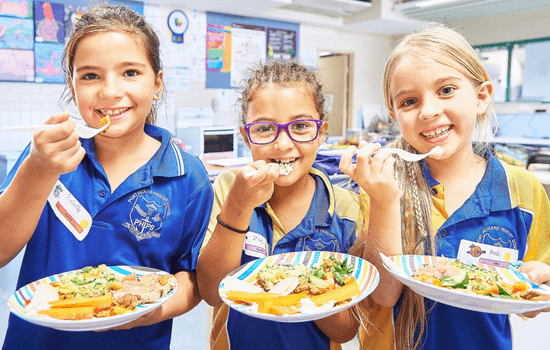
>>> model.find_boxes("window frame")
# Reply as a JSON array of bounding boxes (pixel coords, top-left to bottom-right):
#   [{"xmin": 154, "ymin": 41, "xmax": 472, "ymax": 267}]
[{"xmin": 475, "ymin": 36, "xmax": 550, "ymax": 102}]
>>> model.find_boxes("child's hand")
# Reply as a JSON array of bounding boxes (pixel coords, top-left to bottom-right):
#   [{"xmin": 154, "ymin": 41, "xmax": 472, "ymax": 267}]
[
  {"xmin": 516, "ymin": 261, "xmax": 550, "ymax": 319},
  {"xmin": 28, "ymin": 112, "xmax": 85, "ymax": 176},
  {"xmin": 228, "ymin": 160, "xmax": 280, "ymax": 211},
  {"xmin": 339, "ymin": 141, "xmax": 399, "ymax": 205},
  {"xmin": 518, "ymin": 261, "xmax": 550, "ymax": 284}
]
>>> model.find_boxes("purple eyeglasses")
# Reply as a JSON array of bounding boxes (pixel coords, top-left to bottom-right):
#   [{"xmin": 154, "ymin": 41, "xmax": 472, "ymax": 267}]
[{"xmin": 243, "ymin": 119, "xmax": 323, "ymax": 145}]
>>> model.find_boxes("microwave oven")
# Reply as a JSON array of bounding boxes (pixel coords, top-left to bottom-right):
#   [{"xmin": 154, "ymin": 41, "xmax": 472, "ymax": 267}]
[{"xmin": 176, "ymin": 126, "xmax": 239, "ymax": 158}]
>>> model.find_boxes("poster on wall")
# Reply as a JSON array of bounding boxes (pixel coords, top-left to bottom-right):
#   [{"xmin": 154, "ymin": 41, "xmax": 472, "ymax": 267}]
[
  {"xmin": 230, "ymin": 23, "xmax": 265, "ymax": 88},
  {"xmin": 34, "ymin": 1, "xmax": 64, "ymax": 43},
  {"xmin": 34, "ymin": 42, "xmax": 63, "ymax": 83},
  {"xmin": 267, "ymin": 28, "xmax": 296, "ymax": 62},
  {"xmin": 0, "ymin": 48, "xmax": 34, "ymax": 81},
  {"xmin": 205, "ymin": 12, "xmax": 299, "ymax": 89},
  {"xmin": 0, "ymin": 0, "xmax": 33, "ymax": 18},
  {"xmin": 0, "ymin": 16, "xmax": 33, "ymax": 49},
  {"xmin": 64, "ymin": 5, "xmax": 87, "ymax": 44},
  {"xmin": 206, "ymin": 23, "xmax": 231, "ymax": 72}
]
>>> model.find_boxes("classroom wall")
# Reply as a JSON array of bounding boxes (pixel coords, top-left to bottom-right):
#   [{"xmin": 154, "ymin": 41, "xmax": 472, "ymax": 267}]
[
  {"xmin": 299, "ymin": 24, "xmax": 392, "ymax": 128},
  {"xmin": 453, "ymin": 8, "xmax": 550, "ymax": 46},
  {"xmin": 0, "ymin": 4, "xmax": 394, "ymax": 158}
]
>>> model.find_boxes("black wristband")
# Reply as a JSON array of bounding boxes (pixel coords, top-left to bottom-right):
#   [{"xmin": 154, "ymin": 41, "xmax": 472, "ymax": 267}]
[{"xmin": 216, "ymin": 214, "xmax": 249, "ymax": 234}]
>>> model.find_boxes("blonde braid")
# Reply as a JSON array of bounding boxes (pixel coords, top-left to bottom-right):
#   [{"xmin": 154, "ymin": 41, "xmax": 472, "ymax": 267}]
[{"xmin": 391, "ymin": 136, "xmax": 434, "ymax": 350}]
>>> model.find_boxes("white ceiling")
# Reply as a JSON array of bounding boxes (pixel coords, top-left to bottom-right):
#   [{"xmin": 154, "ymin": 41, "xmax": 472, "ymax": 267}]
[{"xmin": 153, "ymin": 0, "xmax": 550, "ymax": 35}]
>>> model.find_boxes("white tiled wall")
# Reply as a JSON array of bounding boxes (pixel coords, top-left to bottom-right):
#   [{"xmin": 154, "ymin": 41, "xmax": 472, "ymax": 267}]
[{"xmin": 0, "ymin": 82, "xmax": 66, "ymax": 155}]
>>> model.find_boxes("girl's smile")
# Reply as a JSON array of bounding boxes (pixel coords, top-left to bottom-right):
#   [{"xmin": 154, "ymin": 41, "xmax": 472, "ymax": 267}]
[
  {"xmin": 72, "ymin": 31, "xmax": 163, "ymax": 136},
  {"xmin": 390, "ymin": 58, "xmax": 489, "ymax": 159}
]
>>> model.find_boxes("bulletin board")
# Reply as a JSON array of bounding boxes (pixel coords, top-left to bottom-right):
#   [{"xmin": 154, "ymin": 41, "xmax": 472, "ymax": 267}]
[
  {"xmin": 0, "ymin": 0, "xmax": 143, "ymax": 83},
  {"xmin": 205, "ymin": 12, "xmax": 299, "ymax": 89}
]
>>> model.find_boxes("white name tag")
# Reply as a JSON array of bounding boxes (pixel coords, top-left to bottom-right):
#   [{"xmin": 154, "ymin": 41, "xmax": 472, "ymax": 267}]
[
  {"xmin": 457, "ymin": 239, "xmax": 519, "ymax": 268},
  {"xmin": 243, "ymin": 231, "xmax": 268, "ymax": 259},
  {"xmin": 47, "ymin": 180, "xmax": 92, "ymax": 241}
]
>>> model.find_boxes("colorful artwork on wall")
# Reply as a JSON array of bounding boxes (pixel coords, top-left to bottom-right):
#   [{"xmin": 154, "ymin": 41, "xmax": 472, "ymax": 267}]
[
  {"xmin": 34, "ymin": 42, "xmax": 63, "ymax": 83},
  {"xmin": 34, "ymin": 1, "xmax": 64, "ymax": 43},
  {"xmin": 64, "ymin": 5, "xmax": 86, "ymax": 44},
  {"xmin": 0, "ymin": 0, "xmax": 33, "ymax": 19},
  {"xmin": 0, "ymin": 48, "xmax": 33, "ymax": 81},
  {"xmin": 0, "ymin": 16, "xmax": 32, "ymax": 49}
]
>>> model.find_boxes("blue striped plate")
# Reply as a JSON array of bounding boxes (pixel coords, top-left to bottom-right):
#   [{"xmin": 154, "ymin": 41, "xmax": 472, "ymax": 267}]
[
  {"xmin": 218, "ymin": 251, "xmax": 379, "ymax": 322},
  {"xmin": 380, "ymin": 253, "xmax": 550, "ymax": 314},
  {"xmin": 7, "ymin": 266, "xmax": 177, "ymax": 331}
]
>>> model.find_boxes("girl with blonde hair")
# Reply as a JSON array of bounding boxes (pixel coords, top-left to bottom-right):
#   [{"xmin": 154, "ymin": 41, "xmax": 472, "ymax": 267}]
[{"xmin": 341, "ymin": 24, "xmax": 550, "ymax": 350}]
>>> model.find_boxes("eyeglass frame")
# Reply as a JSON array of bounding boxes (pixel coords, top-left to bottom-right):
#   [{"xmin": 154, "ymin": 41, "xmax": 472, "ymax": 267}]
[{"xmin": 243, "ymin": 119, "xmax": 324, "ymax": 145}]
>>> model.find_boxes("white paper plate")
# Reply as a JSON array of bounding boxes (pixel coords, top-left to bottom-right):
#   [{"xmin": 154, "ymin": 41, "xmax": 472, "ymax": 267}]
[
  {"xmin": 380, "ymin": 253, "xmax": 550, "ymax": 314},
  {"xmin": 7, "ymin": 266, "xmax": 177, "ymax": 331},
  {"xmin": 219, "ymin": 251, "xmax": 379, "ymax": 322}
]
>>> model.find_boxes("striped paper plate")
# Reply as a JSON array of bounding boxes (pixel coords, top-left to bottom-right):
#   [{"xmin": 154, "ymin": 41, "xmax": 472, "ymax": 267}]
[
  {"xmin": 7, "ymin": 266, "xmax": 177, "ymax": 331},
  {"xmin": 218, "ymin": 251, "xmax": 379, "ymax": 322},
  {"xmin": 380, "ymin": 253, "xmax": 550, "ymax": 314}
]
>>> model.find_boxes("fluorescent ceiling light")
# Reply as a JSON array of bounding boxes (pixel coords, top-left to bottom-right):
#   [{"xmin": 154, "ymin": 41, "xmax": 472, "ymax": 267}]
[{"xmin": 416, "ymin": 0, "xmax": 462, "ymax": 8}]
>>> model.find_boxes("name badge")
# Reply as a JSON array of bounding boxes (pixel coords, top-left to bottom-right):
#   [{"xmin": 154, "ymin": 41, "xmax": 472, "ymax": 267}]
[
  {"xmin": 48, "ymin": 180, "xmax": 92, "ymax": 241},
  {"xmin": 243, "ymin": 231, "xmax": 268, "ymax": 259},
  {"xmin": 457, "ymin": 239, "xmax": 519, "ymax": 267}
]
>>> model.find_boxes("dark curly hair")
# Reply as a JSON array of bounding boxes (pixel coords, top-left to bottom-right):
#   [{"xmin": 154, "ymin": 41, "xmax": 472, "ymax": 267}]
[{"xmin": 237, "ymin": 61, "xmax": 326, "ymax": 126}]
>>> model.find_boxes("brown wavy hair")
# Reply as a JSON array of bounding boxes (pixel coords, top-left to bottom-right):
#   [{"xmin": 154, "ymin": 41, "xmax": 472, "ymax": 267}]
[{"xmin": 61, "ymin": 5, "xmax": 163, "ymax": 125}]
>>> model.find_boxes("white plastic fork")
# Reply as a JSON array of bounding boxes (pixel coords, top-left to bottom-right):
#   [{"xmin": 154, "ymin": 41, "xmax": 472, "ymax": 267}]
[
  {"xmin": 2, "ymin": 122, "xmax": 111, "ymax": 139},
  {"xmin": 378, "ymin": 146, "xmax": 443, "ymax": 162}
]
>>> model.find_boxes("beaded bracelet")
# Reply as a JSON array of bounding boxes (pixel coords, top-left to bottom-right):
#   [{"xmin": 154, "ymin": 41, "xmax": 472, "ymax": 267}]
[{"xmin": 216, "ymin": 214, "xmax": 249, "ymax": 234}]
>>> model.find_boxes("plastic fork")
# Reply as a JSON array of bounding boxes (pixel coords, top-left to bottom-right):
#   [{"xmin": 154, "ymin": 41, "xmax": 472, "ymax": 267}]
[
  {"xmin": 2, "ymin": 122, "xmax": 111, "ymax": 139},
  {"xmin": 378, "ymin": 146, "xmax": 443, "ymax": 162}
]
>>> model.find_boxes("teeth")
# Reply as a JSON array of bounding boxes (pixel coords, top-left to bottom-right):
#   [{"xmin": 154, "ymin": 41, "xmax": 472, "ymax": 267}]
[
  {"xmin": 422, "ymin": 126, "xmax": 450, "ymax": 138},
  {"xmin": 99, "ymin": 108, "xmax": 129, "ymax": 116}
]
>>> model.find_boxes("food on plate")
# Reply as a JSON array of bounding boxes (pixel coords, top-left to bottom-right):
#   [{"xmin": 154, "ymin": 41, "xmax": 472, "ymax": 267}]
[
  {"xmin": 412, "ymin": 259, "xmax": 550, "ymax": 301},
  {"xmin": 38, "ymin": 306, "xmax": 95, "ymax": 320},
  {"xmin": 309, "ymin": 281, "xmax": 361, "ymax": 306},
  {"xmin": 99, "ymin": 114, "xmax": 110, "ymax": 134},
  {"xmin": 26, "ymin": 265, "xmax": 177, "ymax": 320},
  {"xmin": 225, "ymin": 256, "xmax": 359, "ymax": 315}
]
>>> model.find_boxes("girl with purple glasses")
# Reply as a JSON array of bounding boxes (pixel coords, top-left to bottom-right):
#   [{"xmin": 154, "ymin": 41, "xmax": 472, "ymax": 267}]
[{"xmin": 196, "ymin": 61, "xmax": 386, "ymax": 350}]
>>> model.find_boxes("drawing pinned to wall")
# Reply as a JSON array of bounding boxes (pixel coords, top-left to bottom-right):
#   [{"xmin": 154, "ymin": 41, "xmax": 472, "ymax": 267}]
[
  {"xmin": 206, "ymin": 23, "xmax": 230, "ymax": 72},
  {"xmin": 35, "ymin": 1, "xmax": 64, "ymax": 43},
  {"xmin": 0, "ymin": 16, "xmax": 32, "ymax": 49},
  {"xmin": 0, "ymin": 48, "xmax": 33, "ymax": 81},
  {"xmin": 34, "ymin": 42, "xmax": 63, "ymax": 83},
  {"xmin": 230, "ymin": 23, "xmax": 265, "ymax": 88},
  {"xmin": 64, "ymin": 5, "xmax": 86, "ymax": 44},
  {"xmin": 0, "ymin": 0, "xmax": 32, "ymax": 18},
  {"xmin": 266, "ymin": 28, "xmax": 296, "ymax": 63}
]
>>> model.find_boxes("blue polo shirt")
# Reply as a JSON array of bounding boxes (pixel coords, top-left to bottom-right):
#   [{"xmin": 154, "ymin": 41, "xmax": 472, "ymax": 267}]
[
  {"xmin": 1, "ymin": 124, "xmax": 213, "ymax": 350},
  {"xmin": 202, "ymin": 164, "xmax": 364, "ymax": 350},
  {"xmin": 409, "ymin": 154, "xmax": 550, "ymax": 350}
]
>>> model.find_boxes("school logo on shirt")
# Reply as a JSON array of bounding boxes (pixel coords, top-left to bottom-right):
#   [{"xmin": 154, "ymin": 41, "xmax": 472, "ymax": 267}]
[
  {"xmin": 297, "ymin": 230, "xmax": 340, "ymax": 252},
  {"xmin": 123, "ymin": 190, "xmax": 170, "ymax": 241},
  {"xmin": 478, "ymin": 225, "xmax": 518, "ymax": 250}
]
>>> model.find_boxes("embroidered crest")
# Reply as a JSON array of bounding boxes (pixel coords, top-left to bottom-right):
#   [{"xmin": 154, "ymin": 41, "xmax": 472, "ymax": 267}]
[
  {"xmin": 123, "ymin": 192, "xmax": 169, "ymax": 241},
  {"xmin": 297, "ymin": 230, "xmax": 341, "ymax": 252},
  {"xmin": 478, "ymin": 225, "xmax": 517, "ymax": 250}
]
